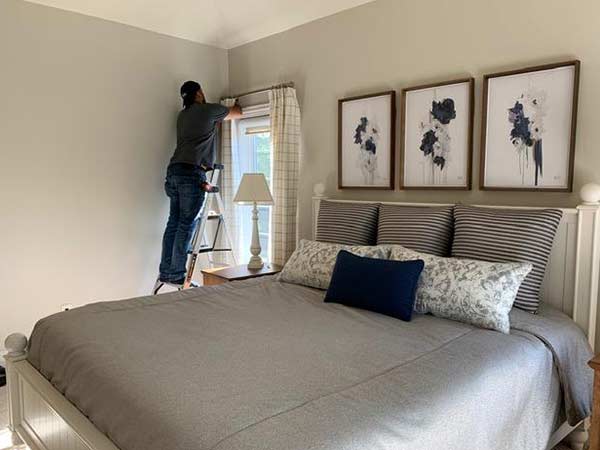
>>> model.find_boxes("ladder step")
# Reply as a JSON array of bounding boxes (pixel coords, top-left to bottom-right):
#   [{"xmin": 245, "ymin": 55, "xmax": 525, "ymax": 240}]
[
  {"xmin": 188, "ymin": 247, "xmax": 232, "ymax": 255},
  {"xmin": 189, "ymin": 244, "xmax": 212, "ymax": 253}
]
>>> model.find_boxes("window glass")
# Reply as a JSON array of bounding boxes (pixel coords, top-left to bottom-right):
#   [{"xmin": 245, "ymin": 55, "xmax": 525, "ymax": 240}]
[{"xmin": 235, "ymin": 116, "xmax": 272, "ymax": 262}]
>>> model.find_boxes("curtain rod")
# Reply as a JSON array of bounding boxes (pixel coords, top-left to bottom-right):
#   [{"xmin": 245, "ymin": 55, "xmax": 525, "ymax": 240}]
[{"xmin": 221, "ymin": 82, "xmax": 294, "ymax": 100}]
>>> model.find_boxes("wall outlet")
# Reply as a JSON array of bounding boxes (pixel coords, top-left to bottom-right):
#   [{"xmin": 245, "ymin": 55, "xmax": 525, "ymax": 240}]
[{"xmin": 60, "ymin": 303, "xmax": 74, "ymax": 311}]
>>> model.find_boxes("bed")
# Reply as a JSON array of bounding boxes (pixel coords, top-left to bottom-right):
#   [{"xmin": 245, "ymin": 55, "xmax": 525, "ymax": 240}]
[{"xmin": 4, "ymin": 189, "xmax": 600, "ymax": 450}]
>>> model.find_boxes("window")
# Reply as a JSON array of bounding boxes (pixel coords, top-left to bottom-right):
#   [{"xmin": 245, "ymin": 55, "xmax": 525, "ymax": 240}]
[{"xmin": 235, "ymin": 115, "xmax": 272, "ymax": 262}]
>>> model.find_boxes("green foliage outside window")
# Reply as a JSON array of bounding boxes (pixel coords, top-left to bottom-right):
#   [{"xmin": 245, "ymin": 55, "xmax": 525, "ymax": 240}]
[{"xmin": 254, "ymin": 133, "xmax": 271, "ymax": 185}]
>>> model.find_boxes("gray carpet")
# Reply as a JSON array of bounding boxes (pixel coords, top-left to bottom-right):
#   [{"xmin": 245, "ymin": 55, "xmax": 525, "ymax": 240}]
[
  {"xmin": 0, "ymin": 387, "xmax": 7, "ymax": 431},
  {"xmin": 0, "ymin": 384, "xmax": 22, "ymax": 450}
]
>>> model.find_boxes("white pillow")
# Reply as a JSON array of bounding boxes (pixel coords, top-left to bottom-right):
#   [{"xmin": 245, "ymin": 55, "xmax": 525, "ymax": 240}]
[
  {"xmin": 388, "ymin": 245, "xmax": 532, "ymax": 333},
  {"xmin": 279, "ymin": 239, "xmax": 389, "ymax": 290}
]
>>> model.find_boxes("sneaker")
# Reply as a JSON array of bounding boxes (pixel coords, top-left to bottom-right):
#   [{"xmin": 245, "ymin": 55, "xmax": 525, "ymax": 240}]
[{"xmin": 160, "ymin": 279, "xmax": 200, "ymax": 288}]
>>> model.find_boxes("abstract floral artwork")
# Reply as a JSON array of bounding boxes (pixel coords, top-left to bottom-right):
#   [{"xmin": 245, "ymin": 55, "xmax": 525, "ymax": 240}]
[
  {"xmin": 420, "ymin": 98, "xmax": 456, "ymax": 171},
  {"xmin": 339, "ymin": 91, "xmax": 395, "ymax": 189},
  {"xmin": 401, "ymin": 79, "xmax": 473, "ymax": 189},
  {"xmin": 507, "ymin": 88, "xmax": 547, "ymax": 186},
  {"xmin": 353, "ymin": 116, "xmax": 380, "ymax": 185},
  {"xmin": 481, "ymin": 61, "xmax": 580, "ymax": 191}
]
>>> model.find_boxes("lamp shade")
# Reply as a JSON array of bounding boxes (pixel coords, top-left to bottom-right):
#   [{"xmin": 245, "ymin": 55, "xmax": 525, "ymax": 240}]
[{"xmin": 234, "ymin": 173, "xmax": 274, "ymax": 204}]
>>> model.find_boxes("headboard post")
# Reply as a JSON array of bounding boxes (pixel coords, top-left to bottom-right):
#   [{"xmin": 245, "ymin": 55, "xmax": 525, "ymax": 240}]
[
  {"xmin": 577, "ymin": 183, "xmax": 600, "ymax": 350},
  {"xmin": 573, "ymin": 202, "xmax": 600, "ymax": 351},
  {"xmin": 312, "ymin": 183, "xmax": 327, "ymax": 240}
]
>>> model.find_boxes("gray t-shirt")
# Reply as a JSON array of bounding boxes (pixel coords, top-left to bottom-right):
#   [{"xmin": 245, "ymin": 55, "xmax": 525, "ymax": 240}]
[{"xmin": 169, "ymin": 103, "xmax": 229, "ymax": 167}]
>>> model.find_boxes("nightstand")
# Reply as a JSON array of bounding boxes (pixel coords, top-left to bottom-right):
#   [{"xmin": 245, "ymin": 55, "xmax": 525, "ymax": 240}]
[
  {"xmin": 201, "ymin": 263, "xmax": 283, "ymax": 286},
  {"xmin": 589, "ymin": 354, "xmax": 600, "ymax": 450}
]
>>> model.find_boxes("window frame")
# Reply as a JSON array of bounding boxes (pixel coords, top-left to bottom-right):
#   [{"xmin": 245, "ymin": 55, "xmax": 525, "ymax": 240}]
[{"xmin": 234, "ymin": 113, "xmax": 273, "ymax": 262}]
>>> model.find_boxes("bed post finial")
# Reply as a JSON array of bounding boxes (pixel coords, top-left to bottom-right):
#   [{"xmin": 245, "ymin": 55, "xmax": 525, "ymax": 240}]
[
  {"xmin": 581, "ymin": 183, "xmax": 600, "ymax": 206},
  {"xmin": 313, "ymin": 183, "xmax": 326, "ymax": 198},
  {"xmin": 5, "ymin": 333, "xmax": 28, "ymax": 360}
]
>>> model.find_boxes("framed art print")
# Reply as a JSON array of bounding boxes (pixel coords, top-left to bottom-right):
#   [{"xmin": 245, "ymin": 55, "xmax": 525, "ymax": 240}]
[
  {"xmin": 400, "ymin": 78, "xmax": 474, "ymax": 189},
  {"xmin": 480, "ymin": 60, "xmax": 580, "ymax": 191},
  {"xmin": 338, "ymin": 91, "xmax": 396, "ymax": 189}
]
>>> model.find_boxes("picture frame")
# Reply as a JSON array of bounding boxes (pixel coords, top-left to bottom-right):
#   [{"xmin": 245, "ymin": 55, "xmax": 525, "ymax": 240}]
[
  {"xmin": 400, "ymin": 78, "xmax": 474, "ymax": 190},
  {"xmin": 480, "ymin": 60, "xmax": 580, "ymax": 191},
  {"xmin": 338, "ymin": 91, "xmax": 396, "ymax": 189}
]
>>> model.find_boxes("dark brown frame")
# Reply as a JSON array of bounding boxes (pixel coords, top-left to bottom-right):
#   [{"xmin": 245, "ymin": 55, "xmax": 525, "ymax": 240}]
[
  {"xmin": 480, "ymin": 60, "xmax": 580, "ymax": 192},
  {"xmin": 399, "ymin": 77, "xmax": 475, "ymax": 190},
  {"xmin": 338, "ymin": 91, "xmax": 396, "ymax": 190}
]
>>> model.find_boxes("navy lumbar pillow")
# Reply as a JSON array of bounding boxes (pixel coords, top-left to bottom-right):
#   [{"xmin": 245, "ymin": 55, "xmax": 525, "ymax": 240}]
[{"xmin": 324, "ymin": 250, "xmax": 424, "ymax": 322}]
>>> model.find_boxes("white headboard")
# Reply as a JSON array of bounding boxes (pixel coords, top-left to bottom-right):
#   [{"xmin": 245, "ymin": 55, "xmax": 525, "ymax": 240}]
[{"xmin": 312, "ymin": 186, "xmax": 600, "ymax": 351}]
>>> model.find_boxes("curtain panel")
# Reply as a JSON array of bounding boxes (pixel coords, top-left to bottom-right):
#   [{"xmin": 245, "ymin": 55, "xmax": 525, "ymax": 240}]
[
  {"xmin": 215, "ymin": 98, "xmax": 238, "ymax": 265},
  {"xmin": 269, "ymin": 87, "xmax": 301, "ymax": 266}
]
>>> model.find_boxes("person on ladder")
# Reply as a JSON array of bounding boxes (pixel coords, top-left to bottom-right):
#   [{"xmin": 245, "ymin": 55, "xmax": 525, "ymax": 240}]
[{"xmin": 157, "ymin": 81, "xmax": 241, "ymax": 288}]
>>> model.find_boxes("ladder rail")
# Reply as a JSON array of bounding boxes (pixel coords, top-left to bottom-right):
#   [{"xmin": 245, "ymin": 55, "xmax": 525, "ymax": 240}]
[
  {"xmin": 189, "ymin": 168, "xmax": 218, "ymax": 253},
  {"xmin": 214, "ymin": 189, "xmax": 238, "ymax": 265}
]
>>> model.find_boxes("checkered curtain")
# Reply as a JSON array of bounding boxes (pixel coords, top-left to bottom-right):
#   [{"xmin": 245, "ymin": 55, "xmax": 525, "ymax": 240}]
[
  {"xmin": 269, "ymin": 87, "xmax": 301, "ymax": 266},
  {"xmin": 214, "ymin": 98, "xmax": 239, "ymax": 265}
]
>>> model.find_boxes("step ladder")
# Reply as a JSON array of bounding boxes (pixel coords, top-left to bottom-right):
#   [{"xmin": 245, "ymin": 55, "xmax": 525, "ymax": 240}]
[{"xmin": 152, "ymin": 164, "xmax": 236, "ymax": 295}]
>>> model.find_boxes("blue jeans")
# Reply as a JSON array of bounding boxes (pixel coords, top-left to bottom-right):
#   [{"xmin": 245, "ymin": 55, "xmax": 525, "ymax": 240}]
[{"xmin": 159, "ymin": 166, "xmax": 206, "ymax": 282}]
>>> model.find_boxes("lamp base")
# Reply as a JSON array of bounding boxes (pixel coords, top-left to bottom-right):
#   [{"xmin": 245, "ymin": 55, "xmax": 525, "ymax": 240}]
[
  {"xmin": 247, "ymin": 256, "xmax": 264, "ymax": 270},
  {"xmin": 247, "ymin": 202, "xmax": 264, "ymax": 270}
]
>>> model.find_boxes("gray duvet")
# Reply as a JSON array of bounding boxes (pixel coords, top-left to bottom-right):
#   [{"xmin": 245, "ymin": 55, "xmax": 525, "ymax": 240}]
[{"xmin": 28, "ymin": 277, "xmax": 593, "ymax": 450}]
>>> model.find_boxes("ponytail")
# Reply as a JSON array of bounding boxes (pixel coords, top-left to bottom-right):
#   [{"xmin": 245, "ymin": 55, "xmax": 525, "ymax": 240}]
[{"xmin": 182, "ymin": 93, "xmax": 195, "ymax": 109}]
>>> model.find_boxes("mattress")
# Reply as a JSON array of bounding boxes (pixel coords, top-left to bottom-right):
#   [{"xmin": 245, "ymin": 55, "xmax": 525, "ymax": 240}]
[{"xmin": 27, "ymin": 277, "xmax": 592, "ymax": 450}]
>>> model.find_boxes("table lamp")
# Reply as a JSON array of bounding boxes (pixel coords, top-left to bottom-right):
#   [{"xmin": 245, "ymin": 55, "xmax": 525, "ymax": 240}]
[{"xmin": 233, "ymin": 173, "xmax": 274, "ymax": 269}]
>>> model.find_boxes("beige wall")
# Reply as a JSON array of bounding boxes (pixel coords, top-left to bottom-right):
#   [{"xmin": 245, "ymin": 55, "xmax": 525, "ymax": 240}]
[
  {"xmin": 0, "ymin": 0, "xmax": 229, "ymax": 340},
  {"xmin": 2, "ymin": 0, "xmax": 600, "ymax": 343},
  {"xmin": 228, "ymin": 0, "xmax": 600, "ymax": 241}
]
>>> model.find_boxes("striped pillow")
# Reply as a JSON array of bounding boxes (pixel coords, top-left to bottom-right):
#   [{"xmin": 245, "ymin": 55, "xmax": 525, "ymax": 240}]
[
  {"xmin": 451, "ymin": 205, "xmax": 563, "ymax": 313},
  {"xmin": 316, "ymin": 201, "xmax": 379, "ymax": 246},
  {"xmin": 376, "ymin": 204, "xmax": 454, "ymax": 256}
]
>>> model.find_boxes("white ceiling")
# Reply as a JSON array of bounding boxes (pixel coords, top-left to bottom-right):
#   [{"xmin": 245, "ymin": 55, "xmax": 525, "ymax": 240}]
[{"xmin": 25, "ymin": 0, "xmax": 376, "ymax": 49}]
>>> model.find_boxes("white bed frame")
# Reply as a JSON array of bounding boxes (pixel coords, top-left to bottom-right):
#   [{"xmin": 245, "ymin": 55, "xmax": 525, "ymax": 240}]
[
  {"xmin": 4, "ymin": 186, "xmax": 600, "ymax": 450},
  {"xmin": 311, "ymin": 186, "xmax": 600, "ymax": 450}
]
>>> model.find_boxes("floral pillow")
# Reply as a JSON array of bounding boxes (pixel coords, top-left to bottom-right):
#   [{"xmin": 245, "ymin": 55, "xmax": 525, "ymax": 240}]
[
  {"xmin": 388, "ymin": 245, "xmax": 532, "ymax": 333},
  {"xmin": 278, "ymin": 239, "xmax": 389, "ymax": 290}
]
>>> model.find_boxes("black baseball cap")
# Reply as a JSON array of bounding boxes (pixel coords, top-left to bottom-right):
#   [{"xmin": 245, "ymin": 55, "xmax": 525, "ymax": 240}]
[{"xmin": 180, "ymin": 80, "xmax": 201, "ymax": 100}]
